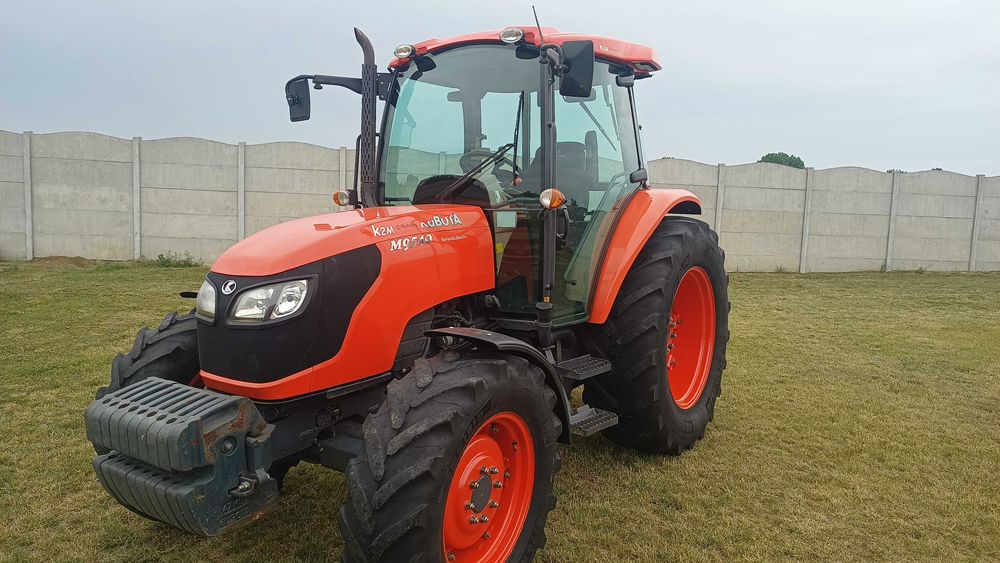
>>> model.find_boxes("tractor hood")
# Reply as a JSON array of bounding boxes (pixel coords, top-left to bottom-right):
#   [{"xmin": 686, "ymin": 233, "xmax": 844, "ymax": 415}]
[{"xmin": 211, "ymin": 205, "xmax": 488, "ymax": 276}]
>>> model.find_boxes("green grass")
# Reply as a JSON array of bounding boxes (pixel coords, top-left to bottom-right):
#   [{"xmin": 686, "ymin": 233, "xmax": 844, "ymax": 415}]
[{"xmin": 1, "ymin": 259, "xmax": 998, "ymax": 561}]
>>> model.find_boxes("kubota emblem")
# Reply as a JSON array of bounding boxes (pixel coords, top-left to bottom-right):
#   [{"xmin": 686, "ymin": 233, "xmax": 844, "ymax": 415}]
[{"xmin": 222, "ymin": 280, "xmax": 237, "ymax": 295}]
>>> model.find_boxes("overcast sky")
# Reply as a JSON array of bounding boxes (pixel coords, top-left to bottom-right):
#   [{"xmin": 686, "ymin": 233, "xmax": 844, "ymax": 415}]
[{"xmin": 1, "ymin": 0, "xmax": 998, "ymax": 174}]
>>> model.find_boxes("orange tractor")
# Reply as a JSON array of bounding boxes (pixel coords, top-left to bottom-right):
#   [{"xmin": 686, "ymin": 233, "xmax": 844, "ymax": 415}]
[{"xmin": 85, "ymin": 24, "xmax": 729, "ymax": 562}]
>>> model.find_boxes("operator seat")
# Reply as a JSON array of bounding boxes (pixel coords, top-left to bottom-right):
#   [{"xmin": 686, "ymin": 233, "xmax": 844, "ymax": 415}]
[
  {"xmin": 520, "ymin": 142, "xmax": 597, "ymax": 206},
  {"xmin": 412, "ymin": 174, "xmax": 492, "ymax": 209}
]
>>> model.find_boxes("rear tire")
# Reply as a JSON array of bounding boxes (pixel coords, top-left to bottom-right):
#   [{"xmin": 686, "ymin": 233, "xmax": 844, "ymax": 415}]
[
  {"xmin": 339, "ymin": 352, "xmax": 562, "ymax": 562},
  {"xmin": 584, "ymin": 217, "xmax": 730, "ymax": 454},
  {"xmin": 97, "ymin": 311, "xmax": 200, "ymax": 398}
]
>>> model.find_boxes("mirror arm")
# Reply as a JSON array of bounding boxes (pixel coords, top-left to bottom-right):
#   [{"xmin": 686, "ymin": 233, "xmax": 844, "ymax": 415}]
[{"xmin": 312, "ymin": 74, "xmax": 363, "ymax": 95}]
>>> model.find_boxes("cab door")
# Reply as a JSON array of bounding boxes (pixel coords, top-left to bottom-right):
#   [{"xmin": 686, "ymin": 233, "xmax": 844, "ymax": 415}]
[{"xmin": 547, "ymin": 65, "xmax": 645, "ymax": 324}]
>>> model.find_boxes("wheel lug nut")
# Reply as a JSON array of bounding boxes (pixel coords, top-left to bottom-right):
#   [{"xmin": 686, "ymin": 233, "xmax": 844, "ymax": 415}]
[
  {"xmin": 465, "ymin": 501, "xmax": 474, "ymax": 510},
  {"xmin": 482, "ymin": 532, "xmax": 491, "ymax": 540},
  {"xmin": 490, "ymin": 423, "xmax": 499, "ymax": 434},
  {"xmin": 480, "ymin": 515, "xmax": 489, "ymax": 523},
  {"xmin": 480, "ymin": 466, "xmax": 488, "ymax": 474},
  {"xmin": 448, "ymin": 552, "xmax": 456, "ymax": 561},
  {"xmin": 504, "ymin": 471, "xmax": 511, "ymax": 479},
  {"xmin": 494, "ymin": 481, "xmax": 503, "ymax": 488},
  {"xmin": 489, "ymin": 466, "xmax": 499, "ymax": 474},
  {"xmin": 489, "ymin": 500, "xmax": 499, "ymax": 508},
  {"xmin": 469, "ymin": 481, "xmax": 479, "ymax": 489},
  {"xmin": 470, "ymin": 516, "xmax": 480, "ymax": 524}
]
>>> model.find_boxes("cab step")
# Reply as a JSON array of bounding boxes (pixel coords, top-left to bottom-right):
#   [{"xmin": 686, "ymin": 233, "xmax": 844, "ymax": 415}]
[
  {"xmin": 556, "ymin": 355, "xmax": 612, "ymax": 382},
  {"xmin": 569, "ymin": 405, "xmax": 619, "ymax": 437}
]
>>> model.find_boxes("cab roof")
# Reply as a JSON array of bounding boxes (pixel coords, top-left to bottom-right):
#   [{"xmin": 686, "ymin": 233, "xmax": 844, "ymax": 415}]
[{"xmin": 388, "ymin": 27, "xmax": 662, "ymax": 76}]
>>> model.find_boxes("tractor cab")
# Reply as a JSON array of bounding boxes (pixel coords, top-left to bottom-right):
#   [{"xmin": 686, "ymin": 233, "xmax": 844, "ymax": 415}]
[
  {"xmin": 286, "ymin": 26, "xmax": 662, "ymax": 330},
  {"xmin": 380, "ymin": 34, "xmax": 647, "ymax": 325}
]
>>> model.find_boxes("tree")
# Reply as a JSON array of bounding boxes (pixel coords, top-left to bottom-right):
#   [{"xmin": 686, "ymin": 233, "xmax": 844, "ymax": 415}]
[{"xmin": 758, "ymin": 152, "xmax": 805, "ymax": 169}]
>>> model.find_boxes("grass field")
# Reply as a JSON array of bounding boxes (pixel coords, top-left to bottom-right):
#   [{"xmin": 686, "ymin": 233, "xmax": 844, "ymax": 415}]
[{"xmin": 1, "ymin": 259, "xmax": 998, "ymax": 561}]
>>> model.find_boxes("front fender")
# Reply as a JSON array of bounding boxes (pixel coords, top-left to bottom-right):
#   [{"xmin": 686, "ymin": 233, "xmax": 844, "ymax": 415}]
[{"xmin": 587, "ymin": 188, "xmax": 701, "ymax": 325}]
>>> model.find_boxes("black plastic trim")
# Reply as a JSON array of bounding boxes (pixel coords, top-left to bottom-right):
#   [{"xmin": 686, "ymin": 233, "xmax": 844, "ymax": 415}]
[{"xmin": 425, "ymin": 327, "xmax": 573, "ymax": 443}]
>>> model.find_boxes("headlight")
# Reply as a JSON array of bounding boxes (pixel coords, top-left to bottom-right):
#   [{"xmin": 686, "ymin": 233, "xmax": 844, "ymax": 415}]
[
  {"xmin": 230, "ymin": 279, "xmax": 309, "ymax": 322},
  {"xmin": 196, "ymin": 280, "xmax": 216, "ymax": 321}
]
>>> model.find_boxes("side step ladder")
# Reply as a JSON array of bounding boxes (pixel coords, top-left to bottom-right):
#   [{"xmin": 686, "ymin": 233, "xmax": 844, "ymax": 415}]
[
  {"xmin": 569, "ymin": 405, "xmax": 619, "ymax": 437},
  {"xmin": 556, "ymin": 354, "xmax": 612, "ymax": 382}
]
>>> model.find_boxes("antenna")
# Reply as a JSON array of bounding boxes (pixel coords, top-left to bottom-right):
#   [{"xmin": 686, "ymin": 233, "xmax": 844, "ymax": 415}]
[{"xmin": 532, "ymin": 5, "xmax": 545, "ymax": 44}]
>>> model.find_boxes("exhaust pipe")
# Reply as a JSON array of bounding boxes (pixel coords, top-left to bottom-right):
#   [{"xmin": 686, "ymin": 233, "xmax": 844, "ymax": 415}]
[{"xmin": 354, "ymin": 28, "xmax": 378, "ymax": 206}]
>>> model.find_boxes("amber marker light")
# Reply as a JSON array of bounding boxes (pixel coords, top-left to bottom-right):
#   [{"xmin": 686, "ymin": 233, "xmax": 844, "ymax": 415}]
[
  {"xmin": 539, "ymin": 188, "xmax": 566, "ymax": 209},
  {"xmin": 332, "ymin": 190, "xmax": 351, "ymax": 206}
]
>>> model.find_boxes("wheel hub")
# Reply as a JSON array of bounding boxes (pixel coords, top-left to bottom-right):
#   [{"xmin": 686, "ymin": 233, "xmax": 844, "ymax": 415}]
[
  {"xmin": 443, "ymin": 412, "xmax": 534, "ymax": 561},
  {"xmin": 667, "ymin": 266, "xmax": 716, "ymax": 409}
]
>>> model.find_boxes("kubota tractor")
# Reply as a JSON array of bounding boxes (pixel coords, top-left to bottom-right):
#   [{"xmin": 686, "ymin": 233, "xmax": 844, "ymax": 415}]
[{"xmin": 84, "ymin": 24, "xmax": 729, "ymax": 562}]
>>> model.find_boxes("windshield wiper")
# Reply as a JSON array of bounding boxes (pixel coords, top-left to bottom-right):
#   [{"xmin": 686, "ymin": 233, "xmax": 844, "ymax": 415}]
[{"xmin": 437, "ymin": 142, "xmax": 516, "ymax": 201}]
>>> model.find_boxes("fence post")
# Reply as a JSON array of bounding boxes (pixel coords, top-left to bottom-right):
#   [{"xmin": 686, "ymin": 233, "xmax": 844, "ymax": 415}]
[
  {"xmin": 799, "ymin": 167, "xmax": 814, "ymax": 273},
  {"xmin": 969, "ymin": 174, "xmax": 985, "ymax": 271},
  {"xmin": 21, "ymin": 131, "xmax": 32, "ymax": 260},
  {"xmin": 714, "ymin": 163, "xmax": 726, "ymax": 232},
  {"xmin": 131, "ymin": 137, "xmax": 142, "ymax": 259},
  {"xmin": 885, "ymin": 170, "xmax": 900, "ymax": 271},
  {"xmin": 237, "ymin": 142, "xmax": 246, "ymax": 240}
]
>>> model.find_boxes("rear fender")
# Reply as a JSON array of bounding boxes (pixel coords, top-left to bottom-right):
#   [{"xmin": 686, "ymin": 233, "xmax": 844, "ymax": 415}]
[
  {"xmin": 588, "ymin": 188, "xmax": 701, "ymax": 325},
  {"xmin": 425, "ymin": 327, "xmax": 573, "ymax": 444}
]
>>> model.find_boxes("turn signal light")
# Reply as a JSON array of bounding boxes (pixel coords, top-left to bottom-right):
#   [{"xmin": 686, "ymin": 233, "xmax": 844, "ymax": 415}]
[
  {"xmin": 332, "ymin": 190, "xmax": 351, "ymax": 206},
  {"xmin": 539, "ymin": 188, "xmax": 566, "ymax": 209}
]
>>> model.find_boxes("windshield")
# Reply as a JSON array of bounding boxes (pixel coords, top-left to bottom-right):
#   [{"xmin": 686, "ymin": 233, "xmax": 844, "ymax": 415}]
[{"xmin": 380, "ymin": 45, "xmax": 543, "ymax": 207}]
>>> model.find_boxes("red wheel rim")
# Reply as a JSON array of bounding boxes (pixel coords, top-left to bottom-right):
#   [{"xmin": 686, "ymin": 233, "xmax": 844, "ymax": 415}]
[
  {"xmin": 442, "ymin": 412, "xmax": 534, "ymax": 562},
  {"xmin": 667, "ymin": 266, "xmax": 716, "ymax": 409}
]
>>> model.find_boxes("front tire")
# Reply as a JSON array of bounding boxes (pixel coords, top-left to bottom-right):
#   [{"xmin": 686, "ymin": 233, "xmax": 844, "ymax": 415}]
[
  {"xmin": 97, "ymin": 311, "xmax": 200, "ymax": 398},
  {"xmin": 339, "ymin": 352, "xmax": 562, "ymax": 562},
  {"xmin": 584, "ymin": 217, "xmax": 730, "ymax": 454}
]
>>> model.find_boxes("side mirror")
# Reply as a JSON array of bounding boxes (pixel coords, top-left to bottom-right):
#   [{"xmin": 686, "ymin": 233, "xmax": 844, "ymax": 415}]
[
  {"xmin": 285, "ymin": 77, "xmax": 311, "ymax": 122},
  {"xmin": 559, "ymin": 40, "xmax": 594, "ymax": 98}
]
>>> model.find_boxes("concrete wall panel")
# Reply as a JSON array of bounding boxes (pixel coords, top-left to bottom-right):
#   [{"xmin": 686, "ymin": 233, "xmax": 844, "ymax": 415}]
[
  {"xmin": 31, "ymin": 132, "xmax": 131, "ymax": 162},
  {"xmin": 246, "ymin": 167, "xmax": 340, "ymax": 194},
  {"xmin": 811, "ymin": 190, "xmax": 891, "ymax": 215},
  {"xmin": 722, "ymin": 209, "xmax": 802, "ymax": 234},
  {"xmin": 142, "ymin": 187, "xmax": 235, "ymax": 216},
  {"xmin": 140, "ymin": 162, "xmax": 237, "ymax": 191},
  {"xmin": 31, "ymin": 183, "xmax": 131, "ymax": 212},
  {"xmin": 246, "ymin": 191, "xmax": 335, "ymax": 220},
  {"xmin": 141, "ymin": 137, "xmax": 236, "ymax": 166},
  {"xmin": 809, "ymin": 213, "xmax": 889, "ymax": 237},
  {"xmin": 0, "ymin": 155, "xmax": 24, "ymax": 183},
  {"xmin": 0, "ymin": 181, "xmax": 25, "ymax": 208},
  {"xmin": 725, "ymin": 186, "xmax": 804, "ymax": 213},
  {"xmin": 245, "ymin": 142, "xmax": 341, "ymax": 171},
  {"xmin": 143, "ymin": 212, "xmax": 236, "ymax": 240},
  {"xmin": 0, "ymin": 131, "xmax": 24, "ymax": 157},
  {"xmin": 31, "ymin": 159, "xmax": 131, "ymax": 188},
  {"xmin": 898, "ymin": 170, "xmax": 978, "ymax": 196},
  {"xmin": 0, "ymin": 232, "xmax": 26, "ymax": 259},
  {"xmin": 896, "ymin": 192, "xmax": 976, "ymax": 218},
  {"xmin": 648, "ymin": 158, "xmax": 719, "ymax": 187},
  {"xmin": 894, "ymin": 216, "xmax": 973, "ymax": 240},
  {"xmin": 725, "ymin": 162, "xmax": 806, "ymax": 189},
  {"xmin": 0, "ymin": 207, "xmax": 25, "ymax": 232},
  {"xmin": 812, "ymin": 167, "xmax": 892, "ymax": 193}
]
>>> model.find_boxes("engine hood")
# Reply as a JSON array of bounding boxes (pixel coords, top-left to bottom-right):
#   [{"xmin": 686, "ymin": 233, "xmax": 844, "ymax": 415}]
[{"xmin": 211, "ymin": 204, "xmax": 487, "ymax": 276}]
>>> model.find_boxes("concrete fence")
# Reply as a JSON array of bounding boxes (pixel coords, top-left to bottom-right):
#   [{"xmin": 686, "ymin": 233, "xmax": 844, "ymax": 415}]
[{"xmin": 1, "ymin": 129, "xmax": 997, "ymax": 272}]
